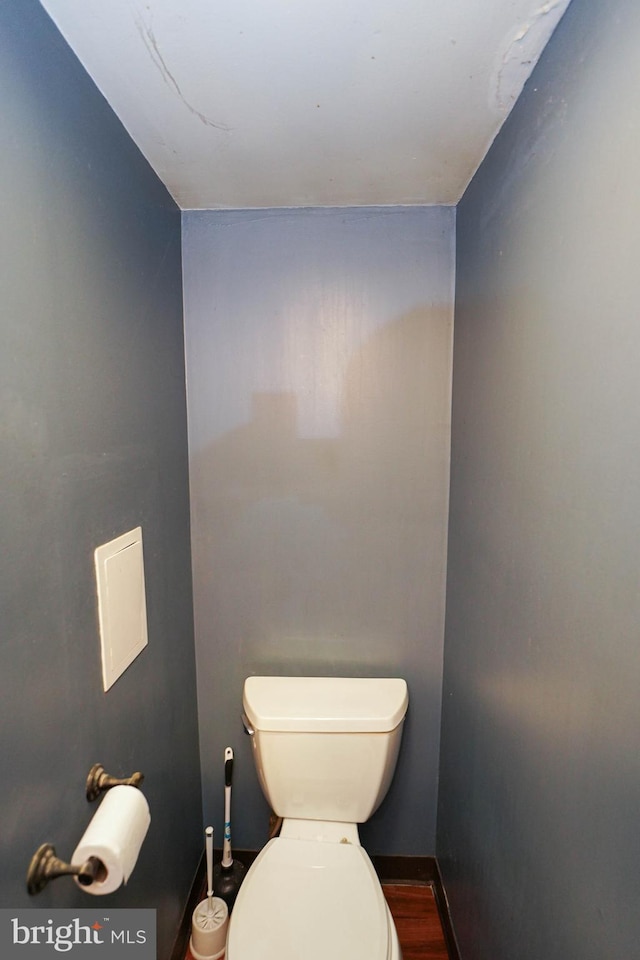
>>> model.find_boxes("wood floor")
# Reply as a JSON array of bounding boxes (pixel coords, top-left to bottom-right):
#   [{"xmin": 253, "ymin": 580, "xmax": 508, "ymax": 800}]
[
  {"xmin": 184, "ymin": 883, "xmax": 450, "ymax": 959},
  {"xmin": 384, "ymin": 884, "xmax": 450, "ymax": 960}
]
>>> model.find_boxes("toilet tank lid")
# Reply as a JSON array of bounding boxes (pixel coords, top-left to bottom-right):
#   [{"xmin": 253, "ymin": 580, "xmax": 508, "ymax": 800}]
[{"xmin": 243, "ymin": 676, "xmax": 408, "ymax": 733}]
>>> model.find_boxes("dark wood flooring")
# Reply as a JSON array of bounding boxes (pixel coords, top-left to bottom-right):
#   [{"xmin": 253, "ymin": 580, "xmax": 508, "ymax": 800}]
[
  {"xmin": 384, "ymin": 884, "xmax": 450, "ymax": 960},
  {"xmin": 185, "ymin": 883, "xmax": 449, "ymax": 959}
]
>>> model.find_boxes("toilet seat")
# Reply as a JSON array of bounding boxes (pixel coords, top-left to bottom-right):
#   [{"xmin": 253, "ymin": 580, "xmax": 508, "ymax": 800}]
[{"xmin": 226, "ymin": 836, "xmax": 395, "ymax": 960}]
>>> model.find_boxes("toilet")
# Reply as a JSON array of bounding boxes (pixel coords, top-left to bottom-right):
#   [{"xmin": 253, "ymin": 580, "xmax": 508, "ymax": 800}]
[{"xmin": 226, "ymin": 675, "xmax": 409, "ymax": 960}]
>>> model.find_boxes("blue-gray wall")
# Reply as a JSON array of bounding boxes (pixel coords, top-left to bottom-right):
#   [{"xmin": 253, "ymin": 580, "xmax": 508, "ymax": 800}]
[
  {"xmin": 182, "ymin": 207, "xmax": 454, "ymax": 855},
  {"xmin": 439, "ymin": 1, "xmax": 640, "ymax": 957},
  {"xmin": 0, "ymin": 4, "xmax": 201, "ymax": 957}
]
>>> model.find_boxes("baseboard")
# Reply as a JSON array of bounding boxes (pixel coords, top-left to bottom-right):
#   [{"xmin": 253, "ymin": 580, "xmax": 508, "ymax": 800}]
[
  {"xmin": 170, "ymin": 850, "xmax": 459, "ymax": 960},
  {"xmin": 431, "ymin": 859, "xmax": 462, "ymax": 960},
  {"xmin": 371, "ymin": 853, "xmax": 439, "ymax": 884}
]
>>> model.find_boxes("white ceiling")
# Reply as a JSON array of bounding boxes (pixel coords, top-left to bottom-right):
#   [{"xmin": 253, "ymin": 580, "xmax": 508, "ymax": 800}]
[{"xmin": 40, "ymin": 0, "xmax": 571, "ymax": 210}]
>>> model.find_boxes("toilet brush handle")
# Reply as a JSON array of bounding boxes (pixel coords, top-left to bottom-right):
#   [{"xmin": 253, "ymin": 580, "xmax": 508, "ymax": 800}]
[
  {"xmin": 222, "ymin": 747, "xmax": 233, "ymax": 869},
  {"xmin": 205, "ymin": 826, "xmax": 213, "ymax": 897}
]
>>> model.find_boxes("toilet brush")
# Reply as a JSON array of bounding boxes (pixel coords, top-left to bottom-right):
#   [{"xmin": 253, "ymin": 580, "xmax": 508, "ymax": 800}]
[
  {"xmin": 190, "ymin": 827, "xmax": 229, "ymax": 960},
  {"xmin": 213, "ymin": 747, "xmax": 246, "ymax": 911}
]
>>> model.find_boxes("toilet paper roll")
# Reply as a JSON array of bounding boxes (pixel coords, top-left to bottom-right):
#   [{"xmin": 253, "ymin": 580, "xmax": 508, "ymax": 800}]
[{"xmin": 71, "ymin": 785, "xmax": 151, "ymax": 895}]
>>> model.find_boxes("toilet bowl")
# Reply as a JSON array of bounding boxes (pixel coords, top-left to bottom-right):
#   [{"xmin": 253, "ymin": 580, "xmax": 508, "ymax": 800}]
[
  {"xmin": 226, "ymin": 676, "xmax": 408, "ymax": 960},
  {"xmin": 226, "ymin": 831, "xmax": 401, "ymax": 960}
]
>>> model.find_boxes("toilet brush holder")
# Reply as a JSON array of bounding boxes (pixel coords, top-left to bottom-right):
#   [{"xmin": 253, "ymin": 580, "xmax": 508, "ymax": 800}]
[
  {"xmin": 190, "ymin": 896, "xmax": 228, "ymax": 960},
  {"xmin": 191, "ymin": 827, "xmax": 229, "ymax": 960}
]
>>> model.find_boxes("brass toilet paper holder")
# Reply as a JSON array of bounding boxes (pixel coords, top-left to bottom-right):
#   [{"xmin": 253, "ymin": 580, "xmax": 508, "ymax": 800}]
[
  {"xmin": 26, "ymin": 763, "xmax": 145, "ymax": 895},
  {"xmin": 27, "ymin": 844, "xmax": 105, "ymax": 896},
  {"xmin": 85, "ymin": 763, "xmax": 144, "ymax": 801}
]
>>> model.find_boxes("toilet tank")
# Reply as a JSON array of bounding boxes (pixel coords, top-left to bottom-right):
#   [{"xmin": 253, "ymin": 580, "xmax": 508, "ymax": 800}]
[{"xmin": 242, "ymin": 676, "xmax": 408, "ymax": 823}]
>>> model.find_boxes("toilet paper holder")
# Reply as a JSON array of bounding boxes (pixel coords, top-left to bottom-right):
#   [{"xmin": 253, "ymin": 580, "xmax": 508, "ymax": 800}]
[
  {"xmin": 85, "ymin": 763, "xmax": 144, "ymax": 801},
  {"xmin": 26, "ymin": 763, "xmax": 145, "ymax": 895},
  {"xmin": 27, "ymin": 843, "xmax": 105, "ymax": 896}
]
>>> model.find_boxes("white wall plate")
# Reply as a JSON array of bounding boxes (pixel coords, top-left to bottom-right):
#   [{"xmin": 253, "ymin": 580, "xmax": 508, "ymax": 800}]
[{"xmin": 94, "ymin": 526, "xmax": 148, "ymax": 692}]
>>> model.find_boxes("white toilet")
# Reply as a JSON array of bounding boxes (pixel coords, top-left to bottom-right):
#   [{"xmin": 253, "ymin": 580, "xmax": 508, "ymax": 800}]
[{"xmin": 226, "ymin": 675, "xmax": 409, "ymax": 960}]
